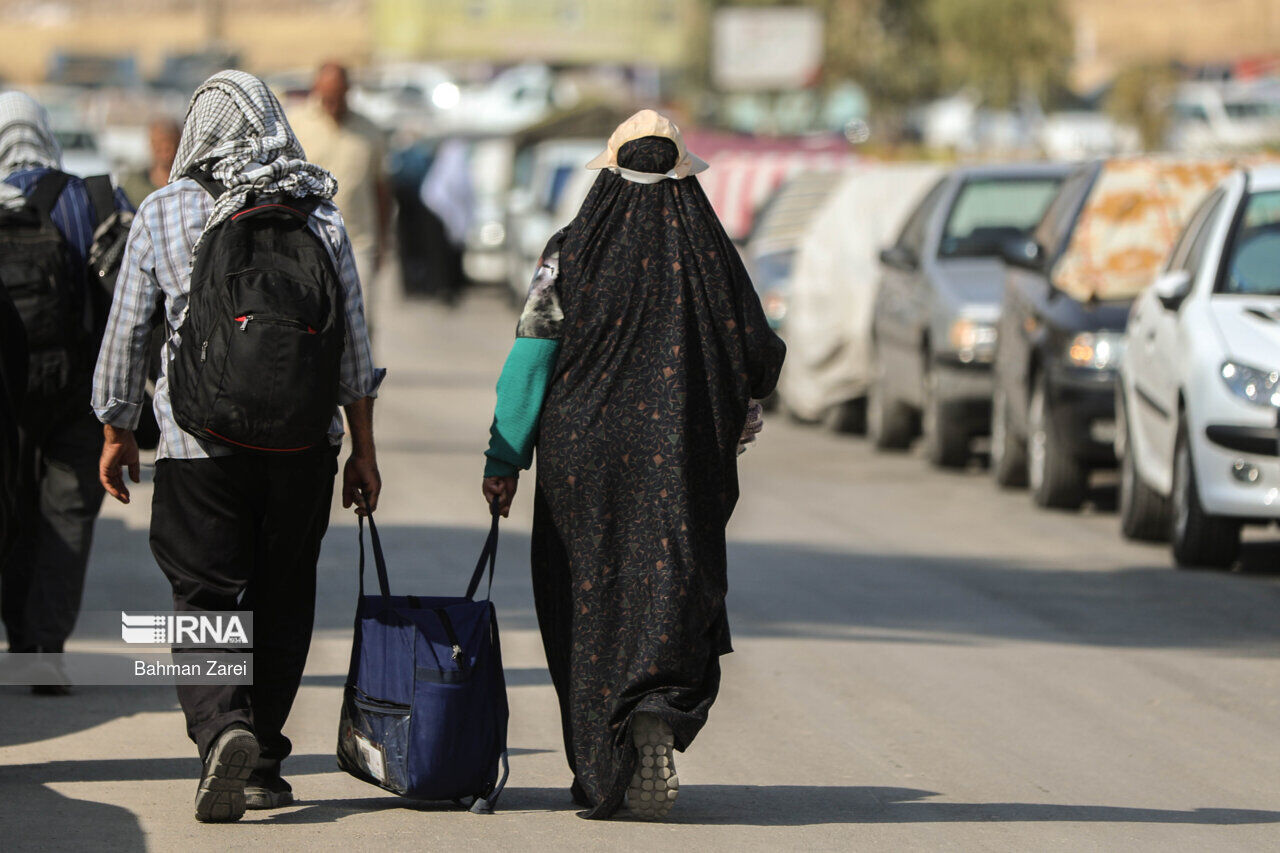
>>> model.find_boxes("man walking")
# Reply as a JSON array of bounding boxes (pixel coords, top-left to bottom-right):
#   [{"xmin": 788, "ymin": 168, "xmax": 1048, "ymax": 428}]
[
  {"xmin": 0, "ymin": 92, "xmax": 132, "ymax": 691},
  {"xmin": 290, "ymin": 62, "xmax": 390, "ymax": 341},
  {"xmin": 93, "ymin": 71, "xmax": 383, "ymax": 823}
]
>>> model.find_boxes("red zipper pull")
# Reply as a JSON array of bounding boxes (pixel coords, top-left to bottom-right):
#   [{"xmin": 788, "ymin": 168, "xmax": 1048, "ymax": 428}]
[{"xmin": 236, "ymin": 314, "xmax": 252, "ymax": 330}]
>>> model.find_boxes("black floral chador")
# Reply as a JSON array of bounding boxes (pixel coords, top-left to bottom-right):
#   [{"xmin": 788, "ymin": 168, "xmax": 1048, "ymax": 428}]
[{"xmin": 488, "ymin": 136, "xmax": 784, "ymax": 818}]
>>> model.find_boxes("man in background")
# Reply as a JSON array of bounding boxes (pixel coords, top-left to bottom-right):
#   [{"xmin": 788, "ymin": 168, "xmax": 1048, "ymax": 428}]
[
  {"xmin": 121, "ymin": 117, "xmax": 182, "ymax": 206},
  {"xmin": 0, "ymin": 92, "xmax": 133, "ymax": 691},
  {"xmin": 290, "ymin": 62, "xmax": 390, "ymax": 341}
]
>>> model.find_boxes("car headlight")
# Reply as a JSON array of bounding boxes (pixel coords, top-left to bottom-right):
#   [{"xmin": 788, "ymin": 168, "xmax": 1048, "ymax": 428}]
[
  {"xmin": 1220, "ymin": 361, "xmax": 1280, "ymax": 407},
  {"xmin": 949, "ymin": 318, "xmax": 997, "ymax": 363},
  {"xmin": 1065, "ymin": 331, "xmax": 1124, "ymax": 370},
  {"xmin": 761, "ymin": 289, "xmax": 787, "ymax": 324}
]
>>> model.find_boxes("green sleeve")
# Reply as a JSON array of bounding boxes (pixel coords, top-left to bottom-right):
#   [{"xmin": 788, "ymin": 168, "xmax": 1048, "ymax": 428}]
[{"xmin": 484, "ymin": 336, "xmax": 562, "ymax": 477}]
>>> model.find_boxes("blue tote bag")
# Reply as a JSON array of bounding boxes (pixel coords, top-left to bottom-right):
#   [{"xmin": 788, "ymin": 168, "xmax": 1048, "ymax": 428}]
[{"xmin": 336, "ymin": 508, "xmax": 510, "ymax": 812}]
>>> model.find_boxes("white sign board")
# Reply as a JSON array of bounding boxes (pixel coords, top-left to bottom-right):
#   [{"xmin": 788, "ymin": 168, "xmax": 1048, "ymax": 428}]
[{"xmin": 713, "ymin": 7, "xmax": 824, "ymax": 92}]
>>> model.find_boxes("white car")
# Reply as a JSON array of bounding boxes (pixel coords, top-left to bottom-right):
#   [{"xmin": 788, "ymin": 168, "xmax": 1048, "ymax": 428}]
[{"xmin": 1117, "ymin": 166, "xmax": 1280, "ymax": 567}]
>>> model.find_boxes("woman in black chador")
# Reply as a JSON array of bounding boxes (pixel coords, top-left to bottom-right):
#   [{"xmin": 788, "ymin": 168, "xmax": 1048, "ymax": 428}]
[{"xmin": 481, "ymin": 111, "xmax": 785, "ymax": 820}]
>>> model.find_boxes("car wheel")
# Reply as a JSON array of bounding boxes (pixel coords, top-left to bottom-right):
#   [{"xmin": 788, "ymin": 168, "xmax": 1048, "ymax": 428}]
[
  {"xmin": 991, "ymin": 382, "xmax": 1028, "ymax": 488},
  {"xmin": 866, "ymin": 348, "xmax": 914, "ymax": 450},
  {"xmin": 1170, "ymin": 418, "xmax": 1240, "ymax": 569},
  {"xmin": 1028, "ymin": 374, "xmax": 1087, "ymax": 509},
  {"xmin": 921, "ymin": 362, "xmax": 969, "ymax": 468},
  {"xmin": 824, "ymin": 398, "xmax": 867, "ymax": 434},
  {"xmin": 1117, "ymin": 394, "xmax": 1170, "ymax": 542}
]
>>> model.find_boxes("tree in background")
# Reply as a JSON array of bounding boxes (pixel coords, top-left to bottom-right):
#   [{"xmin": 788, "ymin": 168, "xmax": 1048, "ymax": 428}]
[
  {"xmin": 1106, "ymin": 62, "xmax": 1179, "ymax": 150},
  {"xmin": 822, "ymin": 0, "xmax": 941, "ymax": 114},
  {"xmin": 930, "ymin": 0, "xmax": 1073, "ymax": 108},
  {"xmin": 732, "ymin": 0, "xmax": 1073, "ymax": 131}
]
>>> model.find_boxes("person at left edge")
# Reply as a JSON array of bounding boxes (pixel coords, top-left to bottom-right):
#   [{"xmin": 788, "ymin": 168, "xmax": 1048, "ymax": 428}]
[
  {"xmin": 0, "ymin": 92, "xmax": 133, "ymax": 694},
  {"xmin": 92, "ymin": 71, "xmax": 384, "ymax": 823}
]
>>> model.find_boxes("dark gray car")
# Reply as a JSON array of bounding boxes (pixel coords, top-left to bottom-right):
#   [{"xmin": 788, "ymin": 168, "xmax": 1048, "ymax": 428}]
[{"xmin": 867, "ymin": 163, "xmax": 1071, "ymax": 466}]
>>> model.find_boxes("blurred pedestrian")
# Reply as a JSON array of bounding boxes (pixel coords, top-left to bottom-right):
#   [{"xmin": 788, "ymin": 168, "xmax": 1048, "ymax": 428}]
[
  {"xmin": 419, "ymin": 137, "xmax": 473, "ymax": 303},
  {"xmin": 0, "ymin": 92, "xmax": 132, "ymax": 693},
  {"xmin": 290, "ymin": 61, "xmax": 390, "ymax": 339},
  {"xmin": 481, "ymin": 111, "xmax": 785, "ymax": 819},
  {"xmin": 93, "ymin": 70, "xmax": 383, "ymax": 824},
  {"xmin": 120, "ymin": 117, "xmax": 182, "ymax": 206},
  {"xmin": 388, "ymin": 134, "xmax": 441, "ymax": 298},
  {"xmin": 0, "ymin": 284, "xmax": 26, "ymax": 566}
]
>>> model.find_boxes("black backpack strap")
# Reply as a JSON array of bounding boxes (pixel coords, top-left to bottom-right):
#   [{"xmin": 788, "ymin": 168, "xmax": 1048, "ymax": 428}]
[
  {"xmin": 186, "ymin": 168, "xmax": 227, "ymax": 199},
  {"xmin": 84, "ymin": 175, "xmax": 116, "ymax": 228},
  {"xmin": 26, "ymin": 171, "xmax": 70, "ymax": 221}
]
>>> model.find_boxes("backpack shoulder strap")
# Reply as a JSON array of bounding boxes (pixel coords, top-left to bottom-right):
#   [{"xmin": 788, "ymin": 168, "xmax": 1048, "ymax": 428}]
[
  {"xmin": 186, "ymin": 168, "xmax": 227, "ymax": 199},
  {"xmin": 26, "ymin": 171, "xmax": 71, "ymax": 220},
  {"xmin": 84, "ymin": 175, "xmax": 117, "ymax": 228}
]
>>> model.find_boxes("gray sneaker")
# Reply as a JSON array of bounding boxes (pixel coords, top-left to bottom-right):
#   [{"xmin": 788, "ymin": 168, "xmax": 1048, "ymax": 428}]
[
  {"xmin": 626, "ymin": 713, "xmax": 679, "ymax": 819},
  {"xmin": 245, "ymin": 759, "xmax": 295, "ymax": 810},
  {"xmin": 194, "ymin": 725, "xmax": 259, "ymax": 823}
]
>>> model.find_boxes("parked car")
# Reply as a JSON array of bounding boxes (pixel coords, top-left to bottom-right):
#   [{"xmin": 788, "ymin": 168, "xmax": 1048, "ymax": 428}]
[
  {"xmin": 461, "ymin": 135, "xmax": 516, "ymax": 286},
  {"xmin": 991, "ymin": 157, "xmax": 1235, "ymax": 508},
  {"xmin": 504, "ymin": 138, "xmax": 600, "ymax": 300},
  {"xmin": 867, "ymin": 163, "xmax": 1069, "ymax": 466},
  {"xmin": 51, "ymin": 126, "xmax": 111, "ymax": 179},
  {"xmin": 743, "ymin": 169, "xmax": 847, "ymax": 332},
  {"xmin": 777, "ymin": 163, "xmax": 945, "ymax": 429},
  {"xmin": 1167, "ymin": 82, "xmax": 1280, "ymax": 154},
  {"xmin": 1117, "ymin": 165, "xmax": 1280, "ymax": 567}
]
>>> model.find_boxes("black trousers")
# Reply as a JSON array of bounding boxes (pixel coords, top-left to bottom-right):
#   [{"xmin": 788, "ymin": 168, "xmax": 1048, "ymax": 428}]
[
  {"xmin": 149, "ymin": 449, "xmax": 337, "ymax": 762},
  {"xmin": 2, "ymin": 380, "xmax": 105, "ymax": 653}
]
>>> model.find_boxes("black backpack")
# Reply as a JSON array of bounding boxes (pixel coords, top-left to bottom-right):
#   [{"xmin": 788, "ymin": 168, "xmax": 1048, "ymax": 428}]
[
  {"xmin": 85, "ymin": 174, "xmax": 133, "ymax": 300},
  {"xmin": 0, "ymin": 171, "xmax": 85, "ymax": 396},
  {"xmin": 170, "ymin": 172, "xmax": 345, "ymax": 452}
]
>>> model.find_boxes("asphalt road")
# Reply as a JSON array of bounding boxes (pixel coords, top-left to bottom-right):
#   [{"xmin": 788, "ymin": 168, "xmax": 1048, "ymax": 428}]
[{"xmin": 2, "ymin": 288, "xmax": 1278, "ymax": 852}]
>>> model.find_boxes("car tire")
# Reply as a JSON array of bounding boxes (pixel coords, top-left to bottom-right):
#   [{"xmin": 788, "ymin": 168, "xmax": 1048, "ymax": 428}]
[
  {"xmin": 1170, "ymin": 418, "xmax": 1240, "ymax": 569},
  {"xmin": 1028, "ymin": 374, "xmax": 1087, "ymax": 509},
  {"xmin": 921, "ymin": 362, "xmax": 969, "ymax": 468},
  {"xmin": 824, "ymin": 398, "xmax": 867, "ymax": 434},
  {"xmin": 1117, "ymin": 394, "xmax": 1170, "ymax": 542},
  {"xmin": 866, "ymin": 348, "xmax": 915, "ymax": 450},
  {"xmin": 991, "ymin": 382, "xmax": 1028, "ymax": 488}
]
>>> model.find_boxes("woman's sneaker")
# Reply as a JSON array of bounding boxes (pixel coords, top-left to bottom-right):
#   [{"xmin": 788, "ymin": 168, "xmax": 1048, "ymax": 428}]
[
  {"xmin": 194, "ymin": 725, "xmax": 259, "ymax": 823},
  {"xmin": 627, "ymin": 713, "xmax": 679, "ymax": 819},
  {"xmin": 245, "ymin": 759, "xmax": 294, "ymax": 809}
]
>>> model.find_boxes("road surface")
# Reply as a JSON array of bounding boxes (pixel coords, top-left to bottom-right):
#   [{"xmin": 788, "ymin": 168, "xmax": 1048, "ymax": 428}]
[{"xmin": 3, "ymin": 289, "xmax": 1278, "ymax": 852}]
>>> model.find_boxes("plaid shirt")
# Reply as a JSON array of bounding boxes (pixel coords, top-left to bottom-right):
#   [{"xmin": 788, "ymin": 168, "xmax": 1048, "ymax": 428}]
[{"xmin": 92, "ymin": 178, "xmax": 383, "ymax": 460}]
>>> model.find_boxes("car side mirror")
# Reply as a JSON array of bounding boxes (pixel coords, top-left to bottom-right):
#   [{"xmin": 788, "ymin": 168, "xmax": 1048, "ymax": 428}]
[
  {"xmin": 999, "ymin": 236, "xmax": 1043, "ymax": 271},
  {"xmin": 878, "ymin": 245, "xmax": 918, "ymax": 270},
  {"xmin": 1152, "ymin": 269, "xmax": 1192, "ymax": 310}
]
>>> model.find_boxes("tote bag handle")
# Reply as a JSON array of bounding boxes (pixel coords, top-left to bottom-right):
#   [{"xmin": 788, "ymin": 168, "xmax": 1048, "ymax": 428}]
[
  {"xmin": 357, "ymin": 508, "xmax": 393, "ymax": 599},
  {"xmin": 357, "ymin": 497, "xmax": 500, "ymax": 601},
  {"xmin": 465, "ymin": 501, "xmax": 501, "ymax": 601}
]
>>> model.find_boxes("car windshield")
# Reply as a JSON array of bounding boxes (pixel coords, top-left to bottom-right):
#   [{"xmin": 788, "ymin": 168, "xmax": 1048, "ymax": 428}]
[
  {"xmin": 1222, "ymin": 190, "xmax": 1280, "ymax": 296},
  {"xmin": 53, "ymin": 130, "xmax": 97, "ymax": 152},
  {"xmin": 939, "ymin": 178, "xmax": 1062, "ymax": 259}
]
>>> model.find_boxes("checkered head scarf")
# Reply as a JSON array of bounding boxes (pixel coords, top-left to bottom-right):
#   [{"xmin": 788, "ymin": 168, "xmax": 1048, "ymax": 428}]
[
  {"xmin": 0, "ymin": 92, "xmax": 61, "ymax": 176},
  {"xmin": 172, "ymin": 70, "xmax": 336, "ymax": 255}
]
